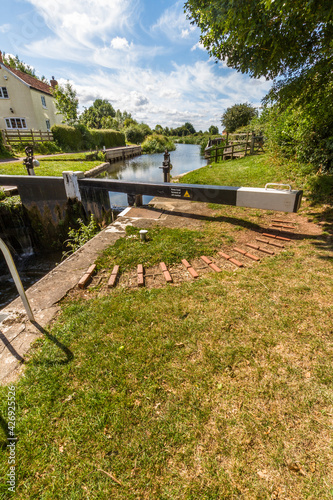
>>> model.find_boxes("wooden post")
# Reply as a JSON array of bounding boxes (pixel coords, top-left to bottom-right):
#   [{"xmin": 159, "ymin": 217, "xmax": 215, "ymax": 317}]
[
  {"xmin": 31, "ymin": 130, "xmax": 35, "ymax": 146},
  {"xmin": 215, "ymin": 147, "xmax": 218, "ymax": 162},
  {"xmin": 17, "ymin": 129, "xmax": 22, "ymax": 145},
  {"xmin": 250, "ymin": 131, "xmax": 255, "ymax": 155},
  {"xmin": 231, "ymin": 144, "xmax": 234, "ymax": 160}
]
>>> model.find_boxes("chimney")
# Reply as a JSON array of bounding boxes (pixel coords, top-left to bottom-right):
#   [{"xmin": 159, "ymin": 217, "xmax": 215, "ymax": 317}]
[{"xmin": 50, "ymin": 76, "xmax": 58, "ymax": 89}]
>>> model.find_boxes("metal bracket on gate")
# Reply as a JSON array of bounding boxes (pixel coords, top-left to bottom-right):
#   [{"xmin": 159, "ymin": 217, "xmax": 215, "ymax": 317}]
[{"xmin": 265, "ymin": 183, "xmax": 292, "ymax": 191}]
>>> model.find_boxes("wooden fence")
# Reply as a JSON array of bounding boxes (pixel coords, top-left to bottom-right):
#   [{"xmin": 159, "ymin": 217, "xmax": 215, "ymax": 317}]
[
  {"xmin": 205, "ymin": 131, "xmax": 264, "ymax": 162},
  {"xmin": 1, "ymin": 129, "xmax": 54, "ymax": 147}
]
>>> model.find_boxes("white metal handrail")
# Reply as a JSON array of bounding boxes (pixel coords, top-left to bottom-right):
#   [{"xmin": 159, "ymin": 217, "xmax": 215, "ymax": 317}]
[{"xmin": 0, "ymin": 238, "xmax": 35, "ymax": 321}]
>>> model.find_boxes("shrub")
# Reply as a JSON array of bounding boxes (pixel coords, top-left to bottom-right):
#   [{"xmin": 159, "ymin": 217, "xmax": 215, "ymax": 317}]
[
  {"xmin": 125, "ymin": 125, "xmax": 150, "ymax": 144},
  {"xmin": 51, "ymin": 124, "xmax": 125, "ymax": 151},
  {"xmin": 141, "ymin": 134, "xmax": 176, "ymax": 154},
  {"xmin": 52, "ymin": 125, "xmax": 84, "ymax": 151}
]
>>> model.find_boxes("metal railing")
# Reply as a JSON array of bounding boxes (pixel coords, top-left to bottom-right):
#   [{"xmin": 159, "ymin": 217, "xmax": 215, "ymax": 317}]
[{"xmin": 0, "ymin": 238, "xmax": 34, "ymax": 321}]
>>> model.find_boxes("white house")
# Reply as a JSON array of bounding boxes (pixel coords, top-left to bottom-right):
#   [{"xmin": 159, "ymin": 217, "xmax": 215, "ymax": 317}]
[{"xmin": 0, "ymin": 51, "xmax": 63, "ymax": 133}]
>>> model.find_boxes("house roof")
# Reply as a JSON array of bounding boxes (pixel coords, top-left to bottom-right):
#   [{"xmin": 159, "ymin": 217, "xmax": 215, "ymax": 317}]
[{"xmin": 3, "ymin": 66, "xmax": 53, "ymax": 96}]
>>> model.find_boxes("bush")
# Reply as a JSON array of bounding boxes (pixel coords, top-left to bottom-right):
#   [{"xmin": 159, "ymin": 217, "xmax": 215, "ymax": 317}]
[
  {"xmin": 51, "ymin": 124, "xmax": 125, "ymax": 151},
  {"xmin": 88, "ymin": 129, "xmax": 125, "ymax": 149},
  {"xmin": 52, "ymin": 125, "xmax": 84, "ymax": 151},
  {"xmin": 141, "ymin": 134, "xmax": 176, "ymax": 154},
  {"xmin": 125, "ymin": 125, "xmax": 150, "ymax": 144}
]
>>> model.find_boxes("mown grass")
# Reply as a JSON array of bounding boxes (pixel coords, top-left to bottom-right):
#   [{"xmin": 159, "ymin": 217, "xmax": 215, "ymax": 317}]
[
  {"xmin": 97, "ymin": 225, "xmax": 223, "ymax": 272},
  {"xmin": 181, "ymin": 153, "xmax": 315, "ymax": 194},
  {"xmin": 0, "ymin": 153, "xmax": 103, "ymax": 177},
  {"xmin": 0, "ymin": 152, "xmax": 332, "ymax": 499}
]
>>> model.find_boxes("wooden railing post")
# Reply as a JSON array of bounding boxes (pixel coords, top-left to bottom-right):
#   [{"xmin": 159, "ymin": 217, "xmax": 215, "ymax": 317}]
[{"xmin": 250, "ymin": 131, "xmax": 255, "ymax": 155}]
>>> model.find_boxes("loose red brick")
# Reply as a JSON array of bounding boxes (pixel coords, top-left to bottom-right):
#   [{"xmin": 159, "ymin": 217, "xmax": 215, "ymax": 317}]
[
  {"xmin": 188, "ymin": 267, "xmax": 199, "ymax": 278},
  {"xmin": 163, "ymin": 271, "xmax": 173, "ymax": 283},
  {"xmin": 234, "ymin": 247, "xmax": 246, "ymax": 255},
  {"xmin": 276, "ymin": 235, "xmax": 291, "ymax": 241},
  {"xmin": 218, "ymin": 251, "xmax": 231, "ymax": 260},
  {"xmin": 111, "ymin": 265, "xmax": 119, "ymax": 276},
  {"xmin": 247, "ymin": 243, "xmax": 274, "ymax": 255},
  {"xmin": 78, "ymin": 264, "xmax": 96, "ymax": 289},
  {"xmin": 159, "ymin": 262, "xmax": 168, "ymax": 272},
  {"xmin": 137, "ymin": 273, "xmax": 144, "ymax": 287},
  {"xmin": 246, "ymin": 243, "xmax": 260, "ymax": 250},
  {"xmin": 137, "ymin": 264, "xmax": 144, "ymax": 274},
  {"xmin": 181, "ymin": 259, "xmax": 199, "ymax": 278},
  {"xmin": 256, "ymin": 237, "xmax": 284, "ymax": 248},
  {"xmin": 201, "ymin": 255, "xmax": 212, "ymax": 265},
  {"xmin": 262, "ymin": 233, "xmax": 277, "ymax": 239},
  {"xmin": 209, "ymin": 263, "xmax": 222, "ymax": 272},
  {"xmin": 107, "ymin": 274, "xmax": 117, "ymax": 288},
  {"xmin": 245, "ymin": 252, "xmax": 260, "ymax": 262},
  {"xmin": 229, "ymin": 258, "xmax": 244, "ymax": 268}
]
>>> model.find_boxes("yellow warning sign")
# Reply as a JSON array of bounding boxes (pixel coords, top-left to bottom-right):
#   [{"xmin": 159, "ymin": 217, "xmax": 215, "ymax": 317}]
[{"xmin": 183, "ymin": 190, "xmax": 191, "ymax": 198}]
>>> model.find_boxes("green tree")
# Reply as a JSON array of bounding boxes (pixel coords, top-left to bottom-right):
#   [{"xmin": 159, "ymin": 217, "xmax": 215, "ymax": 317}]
[
  {"xmin": 154, "ymin": 124, "xmax": 164, "ymax": 134},
  {"xmin": 52, "ymin": 82, "xmax": 79, "ymax": 126},
  {"xmin": 79, "ymin": 99, "xmax": 116, "ymax": 129},
  {"xmin": 184, "ymin": 0, "xmax": 333, "ymax": 79},
  {"xmin": 209, "ymin": 125, "xmax": 219, "ymax": 135},
  {"xmin": 221, "ymin": 103, "xmax": 257, "ymax": 133},
  {"xmin": 184, "ymin": 122, "xmax": 196, "ymax": 135}
]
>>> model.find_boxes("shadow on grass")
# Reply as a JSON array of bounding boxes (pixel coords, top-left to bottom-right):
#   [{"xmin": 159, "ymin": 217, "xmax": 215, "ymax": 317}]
[
  {"xmin": 0, "ymin": 413, "xmax": 10, "ymax": 450},
  {"xmin": 155, "ymin": 207, "xmax": 324, "ymax": 242},
  {"xmin": 31, "ymin": 322, "xmax": 74, "ymax": 366},
  {"xmin": 0, "ymin": 332, "xmax": 24, "ymax": 363}
]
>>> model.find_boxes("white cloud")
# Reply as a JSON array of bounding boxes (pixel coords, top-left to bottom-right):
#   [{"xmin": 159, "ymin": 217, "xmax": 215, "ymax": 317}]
[
  {"xmin": 26, "ymin": 0, "xmax": 137, "ymax": 48},
  {"xmin": 110, "ymin": 37, "xmax": 131, "ymax": 51},
  {"xmin": 0, "ymin": 24, "xmax": 10, "ymax": 34},
  {"xmin": 152, "ymin": 1, "xmax": 197, "ymax": 42},
  {"xmin": 191, "ymin": 42, "xmax": 205, "ymax": 52}
]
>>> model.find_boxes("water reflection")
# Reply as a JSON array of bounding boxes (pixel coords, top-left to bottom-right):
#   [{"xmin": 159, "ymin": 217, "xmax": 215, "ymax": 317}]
[{"xmin": 98, "ymin": 143, "xmax": 207, "ymax": 208}]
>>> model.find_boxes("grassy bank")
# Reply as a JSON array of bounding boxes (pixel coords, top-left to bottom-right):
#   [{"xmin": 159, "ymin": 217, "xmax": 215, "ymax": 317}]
[
  {"xmin": 181, "ymin": 152, "xmax": 333, "ymax": 205},
  {"xmin": 0, "ymin": 153, "xmax": 104, "ymax": 177},
  {"xmin": 0, "ymin": 153, "xmax": 332, "ymax": 499}
]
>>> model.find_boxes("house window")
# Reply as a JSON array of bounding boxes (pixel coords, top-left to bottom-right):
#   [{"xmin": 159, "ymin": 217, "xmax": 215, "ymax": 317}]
[
  {"xmin": 5, "ymin": 118, "xmax": 27, "ymax": 129},
  {"xmin": 41, "ymin": 95, "xmax": 47, "ymax": 108},
  {"xmin": 0, "ymin": 87, "xmax": 9, "ymax": 98},
  {"xmin": 46, "ymin": 120, "xmax": 51, "ymax": 131}
]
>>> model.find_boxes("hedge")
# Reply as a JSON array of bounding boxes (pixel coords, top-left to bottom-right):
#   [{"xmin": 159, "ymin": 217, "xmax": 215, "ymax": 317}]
[{"xmin": 51, "ymin": 125, "xmax": 125, "ymax": 151}]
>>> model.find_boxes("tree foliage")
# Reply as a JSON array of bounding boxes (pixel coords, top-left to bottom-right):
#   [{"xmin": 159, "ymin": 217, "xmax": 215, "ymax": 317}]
[
  {"xmin": 184, "ymin": 0, "xmax": 333, "ymax": 80},
  {"xmin": 209, "ymin": 125, "xmax": 219, "ymax": 135},
  {"xmin": 79, "ymin": 99, "xmax": 116, "ymax": 129},
  {"xmin": 221, "ymin": 103, "xmax": 257, "ymax": 133},
  {"xmin": 52, "ymin": 82, "xmax": 79, "ymax": 126}
]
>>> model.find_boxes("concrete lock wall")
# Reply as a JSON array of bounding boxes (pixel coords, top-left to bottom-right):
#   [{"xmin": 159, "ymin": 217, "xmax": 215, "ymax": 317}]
[{"xmin": 0, "ymin": 172, "xmax": 112, "ymax": 251}]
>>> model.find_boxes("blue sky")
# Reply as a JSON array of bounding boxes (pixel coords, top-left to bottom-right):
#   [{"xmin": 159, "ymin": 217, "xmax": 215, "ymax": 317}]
[{"xmin": 0, "ymin": 0, "xmax": 271, "ymax": 131}]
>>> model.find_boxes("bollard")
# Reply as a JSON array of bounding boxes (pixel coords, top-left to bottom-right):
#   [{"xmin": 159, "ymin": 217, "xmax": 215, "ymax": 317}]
[{"xmin": 139, "ymin": 230, "xmax": 148, "ymax": 242}]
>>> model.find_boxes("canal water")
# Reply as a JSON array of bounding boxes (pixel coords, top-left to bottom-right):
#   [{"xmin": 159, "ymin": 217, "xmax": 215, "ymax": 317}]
[
  {"xmin": 0, "ymin": 144, "xmax": 206, "ymax": 310},
  {"xmin": 98, "ymin": 143, "xmax": 207, "ymax": 207}
]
